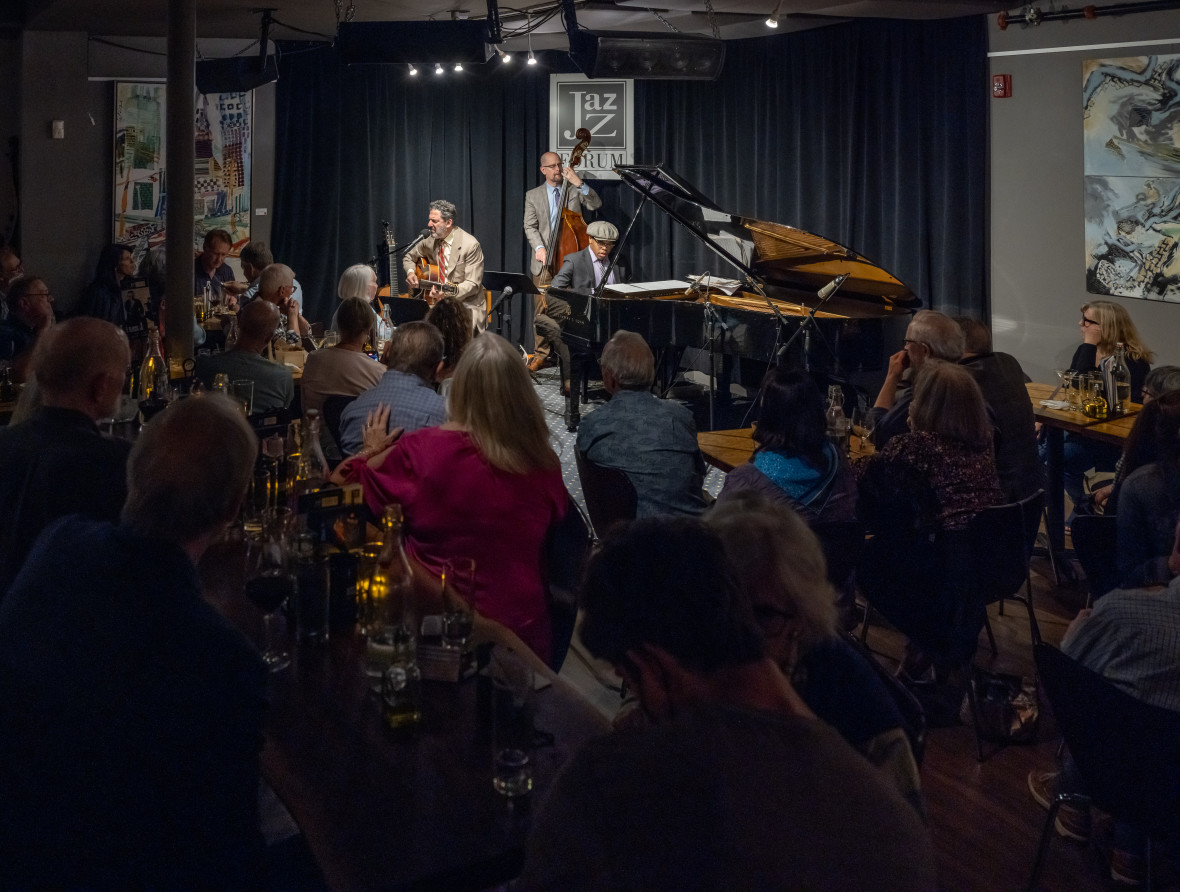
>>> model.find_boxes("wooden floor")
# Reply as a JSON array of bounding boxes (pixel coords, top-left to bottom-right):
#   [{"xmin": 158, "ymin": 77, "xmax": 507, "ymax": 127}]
[{"xmin": 861, "ymin": 554, "xmax": 1179, "ymax": 892}]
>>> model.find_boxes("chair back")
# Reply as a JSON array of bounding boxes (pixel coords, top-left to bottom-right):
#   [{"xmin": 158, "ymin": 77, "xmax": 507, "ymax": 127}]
[
  {"xmin": 544, "ymin": 498, "xmax": 593, "ymax": 672},
  {"xmin": 813, "ymin": 520, "xmax": 866, "ymax": 591},
  {"xmin": 320, "ymin": 395, "xmax": 355, "ymax": 456},
  {"xmin": 575, "ymin": 449, "xmax": 637, "ymax": 539},
  {"xmin": 967, "ymin": 500, "xmax": 1028, "ymax": 606},
  {"xmin": 1034, "ymin": 642, "xmax": 1180, "ymax": 837},
  {"xmin": 842, "ymin": 631, "xmax": 927, "ymax": 765},
  {"xmin": 1070, "ymin": 514, "xmax": 1119, "ymax": 602}
]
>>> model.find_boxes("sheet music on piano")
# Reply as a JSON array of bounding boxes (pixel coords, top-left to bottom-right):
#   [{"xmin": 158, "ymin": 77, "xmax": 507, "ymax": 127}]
[{"xmin": 601, "ymin": 280, "xmax": 691, "ymax": 298}]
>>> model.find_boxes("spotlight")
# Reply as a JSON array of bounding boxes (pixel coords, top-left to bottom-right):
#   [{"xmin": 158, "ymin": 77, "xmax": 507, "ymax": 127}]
[
  {"xmin": 409, "ymin": 63, "xmax": 418, "ymax": 75},
  {"xmin": 765, "ymin": 0, "xmax": 782, "ymax": 27},
  {"xmin": 526, "ymin": 12, "xmax": 538, "ymax": 67},
  {"xmin": 453, "ymin": 62, "xmax": 463, "ymax": 71},
  {"xmin": 527, "ymin": 50, "xmax": 537, "ymax": 65},
  {"xmin": 434, "ymin": 62, "xmax": 444, "ymax": 75},
  {"xmin": 498, "ymin": 48, "xmax": 511, "ymax": 63}
]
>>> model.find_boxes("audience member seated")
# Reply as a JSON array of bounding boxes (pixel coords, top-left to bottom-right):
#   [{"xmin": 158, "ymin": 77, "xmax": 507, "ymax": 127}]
[
  {"xmin": 1093, "ymin": 365, "xmax": 1180, "ymax": 514},
  {"xmin": 0, "ymin": 318, "xmax": 132, "ymax": 596},
  {"xmin": 706, "ymin": 494, "xmax": 925, "ymax": 819},
  {"xmin": 334, "ymin": 334, "xmax": 568, "ymax": 664},
  {"xmin": 237, "ymin": 240, "xmax": 303, "ymax": 310},
  {"xmin": 426, "ymin": 295, "xmax": 473, "ymax": 394},
  {"xmin": 956, "ymin": 316, "xmax": 1043, "ymax": 502},
  {"xmin": 336, "ymin": 321, "xmax": 446, "ymax": 456},
  {"xmin": 194, "ymin": 228, "xmax": 247, "ymax": 303},
  {"xmin": 0, "ymin": 394, "xmax": 266, "ymax": 888},
  {"xmin": 1049, "ymin": 299, "xmax": 1154, "ymax": 520},
  {"xmin": 255, "ymin": 263, "xmax": 310, "ymax": 343},
  {"xmin": 1027, "ymin": 519, "xmax": 1180, "ymax": 886},
  {"xmin": 194, "ymin": 300, "xmax": 294, "ymax": 414},
  {"xmin": 0, "ymin": 244, "xmax": 22, "ymax": 318},
  {"xmin": 76, "ymin": 243, "xmax": 136, "ymax": 326},
  {"xmin": 576, "ymin": 329, "xmax": 705, "ymax": 518},
  {"xmin": 857, "ymin": 361, "xmax": 1002, "ymax": 676},
  {"xmin": 1117, "ymin": 391, "xmax": 1180, "ymax": 587},
  {"xmin": 518, "ymin": 516, "xmax": 936, "ymax": 891},
  {"xmin": 330, "ymin": 263, "xmax": 380, "ymax": 335},
  {"xmin": 869, "ymin": 309, "xmax": 965, "ymax": 448},
  {"xmin": 716, "ymin": 366, "xmax": 856, "ymax": 525},
  {"xmin": 0, "ymin": 276, "xmax": 56, "ymax": 381}
]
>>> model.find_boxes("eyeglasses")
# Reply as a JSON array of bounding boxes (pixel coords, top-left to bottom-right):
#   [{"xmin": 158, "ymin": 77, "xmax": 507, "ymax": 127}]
[
  {"xmin": 903, "ymin": 338, "xmax": 924, "ymax": 347},
  {"xmin": 541, "ymin": 163, "xmax": 560, "ymax": 169},
  {"xmin": 1080, "ymin": 316, "xmax": 1099, "ymax": 327}
]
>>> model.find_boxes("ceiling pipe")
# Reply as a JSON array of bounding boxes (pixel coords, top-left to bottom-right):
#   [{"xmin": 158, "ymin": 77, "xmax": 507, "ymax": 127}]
[{"xmin": 998, "ymin": 1, "xmax": 1180, "ymax": 30}]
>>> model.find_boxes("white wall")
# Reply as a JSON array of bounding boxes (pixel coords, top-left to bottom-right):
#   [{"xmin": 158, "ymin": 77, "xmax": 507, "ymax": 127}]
[{"xmin": 988, "ymin": 4, "xmax": 1180, "ymax": 383}]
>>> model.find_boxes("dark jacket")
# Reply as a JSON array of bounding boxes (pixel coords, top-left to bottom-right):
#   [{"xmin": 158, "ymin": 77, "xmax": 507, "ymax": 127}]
[
  {"xmin": 959, "ymin": 351, "xmax": 1042, "ymax": 502},
  {"xmin": 551, "ymin": 246, "xmax": 628, "ymax": 293}
]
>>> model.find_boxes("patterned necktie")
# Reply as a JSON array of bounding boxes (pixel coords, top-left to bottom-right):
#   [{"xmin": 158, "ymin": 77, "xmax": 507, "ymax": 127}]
[{"xmin": 437, "ymin": 243, "xmax": 447, "ymax": 282}]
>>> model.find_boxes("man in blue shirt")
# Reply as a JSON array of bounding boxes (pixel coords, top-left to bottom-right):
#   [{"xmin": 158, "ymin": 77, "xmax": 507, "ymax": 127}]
[
  {"xmin": 576, "ymin": 329, "xmax": 706, "ymax": 518},
  {"xmin": 338, "ymin": 320, "xmax": 447, "ymax": 455}
]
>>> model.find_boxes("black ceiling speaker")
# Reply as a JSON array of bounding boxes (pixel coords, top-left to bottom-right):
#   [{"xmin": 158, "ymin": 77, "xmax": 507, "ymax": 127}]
[
  {"xmin": 196, "ymin": 55, "xmax": 279, "ymax": 94},
  {"xmin": 337, "ymin": 21, "xmax": 494, "ymax": 65},
  {"xmin": 567, "ymin": 28, "xmax": 724, "ymax": 81}
]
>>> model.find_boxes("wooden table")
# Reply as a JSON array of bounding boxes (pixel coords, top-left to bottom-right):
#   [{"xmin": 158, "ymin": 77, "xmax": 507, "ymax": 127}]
[
  {"xmin": 697, "ymin": 427, "xmax": 874, "ymax": 472},
  {"xmin": 1028, "ymin": 382, "xmax": 1139, "ymax": 562},
  {"xmin": 202, "ymin": 546, "xmax": 609, "ymax": 892}
]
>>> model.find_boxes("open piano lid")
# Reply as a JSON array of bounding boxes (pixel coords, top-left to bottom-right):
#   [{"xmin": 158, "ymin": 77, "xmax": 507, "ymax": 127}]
[{"xmin": 615, "ymin": 165, "xmax": 920, "ymax": 310}]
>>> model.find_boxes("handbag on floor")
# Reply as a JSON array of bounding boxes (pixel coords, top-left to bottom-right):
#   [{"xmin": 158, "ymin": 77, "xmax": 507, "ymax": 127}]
[{"xmin": 960, "ymin": 666, "xmax": 1040, "ymax": 744}]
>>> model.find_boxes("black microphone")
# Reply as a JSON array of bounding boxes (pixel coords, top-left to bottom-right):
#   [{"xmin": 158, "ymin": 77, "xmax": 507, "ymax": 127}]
[{"xmin": 489, "ymin": 285, "xmax": 514, "ymax": 315}]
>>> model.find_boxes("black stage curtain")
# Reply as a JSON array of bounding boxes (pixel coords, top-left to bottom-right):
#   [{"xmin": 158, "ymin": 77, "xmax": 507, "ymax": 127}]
[{"xmin": 274, "ymin": 16, "xmax": 987, "ymax": 327}]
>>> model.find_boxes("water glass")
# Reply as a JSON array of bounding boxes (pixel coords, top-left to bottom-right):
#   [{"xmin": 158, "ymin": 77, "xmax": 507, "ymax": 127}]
[
  {"xmin": 491, "ymin": 648, "xmax": 535, "ymax": 797},
  {"xmin": 324, "ymin": 330, "xmax": 340, "ymax": 348},
  {"xmin": 231, "ymin": 379, "xmax": 254, "ymax": 416},
  {"xmin": 441, "ymin": 557, "xmax": 476, "ymax": 650},
  {"xmin": 1067, "ymin": 372, "xmax": 1084, "ymax": 412}
]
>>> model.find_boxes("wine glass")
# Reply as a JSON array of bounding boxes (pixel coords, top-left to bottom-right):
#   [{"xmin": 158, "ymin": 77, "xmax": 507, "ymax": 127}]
[
  {"xmin": 1053, "ymin": 367, "xmax": 1070, "ymax": 400},
  {"xmin": 852, "ymin": 407, "xmax": 875, "ymax": 451},
  {"xmin": 245, "ymin": 507, "xmax": 294, "ymax": 671},
  {"xmin": 441, "ymin": 557, "xmax": 476, "ymax": 650}
]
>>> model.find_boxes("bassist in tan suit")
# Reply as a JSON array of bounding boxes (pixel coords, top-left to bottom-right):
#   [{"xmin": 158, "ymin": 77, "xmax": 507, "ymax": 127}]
[{"xmin": 404, "ymin": 199, "xmax": 486, "ymax": 333}]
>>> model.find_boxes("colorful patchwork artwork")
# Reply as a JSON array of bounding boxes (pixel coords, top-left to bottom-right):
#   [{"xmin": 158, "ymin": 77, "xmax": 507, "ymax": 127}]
[
  {"xmin": 114, "ymin": 83, "xmax": 253, "ymax": 266},
  {"xmin": 1083, "ymin": 55, "xmax": 1180, "ymax": 302}
]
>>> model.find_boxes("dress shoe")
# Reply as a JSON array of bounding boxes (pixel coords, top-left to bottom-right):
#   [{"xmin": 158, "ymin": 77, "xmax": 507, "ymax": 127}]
[{"xmin": 1027, "ymin": 770, "xmax": 1092, "ymax": 842}]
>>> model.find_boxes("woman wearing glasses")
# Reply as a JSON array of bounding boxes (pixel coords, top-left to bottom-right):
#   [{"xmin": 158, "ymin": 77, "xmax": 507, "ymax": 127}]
[{"xmin": 1057, "ymin": 301, "xmax": 1154, "ymax": 519}]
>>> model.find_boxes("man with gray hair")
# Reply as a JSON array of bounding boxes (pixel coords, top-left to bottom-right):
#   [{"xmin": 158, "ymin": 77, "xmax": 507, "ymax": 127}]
[
  {"xmin": 576, "ymin": 329, "xmax": 706, "ymax": 518},
  {"xmin": 256, "ymin": 262, "xmax": 310, "ymax": 342},
  {"xmin": 194, "ymin": 299, "xmax": 294, "ymax": 414},
  {"xmin": 0, "ymin": 317, "xmax": 132, "ymax": 595},
  {"xmin": 237, "ymin": 241, "xmax": 304, "ymax": 311},
  {"xmin": 403, "ymin": 199, "xmax": 486, "ymax": 332},
  {"xmin": 0, "ymin": 394, "xmax": 267, "ymax": 887},
  {"xmin": 869, "ymin": 309, "xmax": 966, "ymax": 448},
  {"xmin": 338, "ymin": 320, "xmax": 447, "ymax": 455}
]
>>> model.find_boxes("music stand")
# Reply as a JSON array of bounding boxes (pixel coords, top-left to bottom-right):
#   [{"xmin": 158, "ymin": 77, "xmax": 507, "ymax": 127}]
[{"xmin": 481, "ymin": 271, "xmax": 540, "ymax": 342}]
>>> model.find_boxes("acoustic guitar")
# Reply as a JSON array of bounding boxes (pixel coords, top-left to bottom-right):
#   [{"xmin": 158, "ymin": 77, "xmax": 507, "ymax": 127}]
[
  {"xmin": 376, "ymin": 220, "xmax": 397, "ymax": 304},
  {"xmin": 413, "ymin": 257, "xmax": 458, "ymax": 305}
]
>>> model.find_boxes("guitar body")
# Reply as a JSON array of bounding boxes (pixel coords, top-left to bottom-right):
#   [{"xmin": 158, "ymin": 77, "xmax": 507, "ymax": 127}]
[{"xmin": 413, "ymin": 258, "xmax": 458, "ymax": 305}]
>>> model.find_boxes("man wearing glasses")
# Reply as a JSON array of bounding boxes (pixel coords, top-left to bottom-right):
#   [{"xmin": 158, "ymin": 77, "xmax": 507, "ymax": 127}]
[
  {"xmin": 525, "ymin": 152, "xmax": 602, "ymax": 370},
  {"xmin": 529, "ymin": 221, "xmax": 628, "ymax": 393},
  {"xmin": 867, "ymin": 309, "xmax": 965, "ymax": 448},
  {"xmin": 0, "ymin": 277, "xmax": 56, "ymax": 381},
  {"xmin": 255, "ymin": 262, "xmax": 309, "ymax": 344}
]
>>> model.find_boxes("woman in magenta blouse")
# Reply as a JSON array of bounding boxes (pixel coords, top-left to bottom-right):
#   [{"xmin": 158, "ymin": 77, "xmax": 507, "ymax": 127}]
[{"xmin": 336, "ymin": 333, "xmax": 568, "ymax": 662}]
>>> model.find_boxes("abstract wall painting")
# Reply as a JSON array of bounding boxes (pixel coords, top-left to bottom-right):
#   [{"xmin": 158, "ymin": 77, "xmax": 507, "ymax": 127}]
[
  {"xmin": 114, "ymin": 83, "xmax": 252, "ymax": 266},
  {"xmin": 1083, "ymin": 54, "xmax": 1180, "ymax": 303}
]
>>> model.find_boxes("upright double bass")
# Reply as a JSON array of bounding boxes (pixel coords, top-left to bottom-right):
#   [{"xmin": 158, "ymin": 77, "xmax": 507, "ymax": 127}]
[{"xmin": 535, "ymin": 128, "xmax": 592, "ymax": 290}]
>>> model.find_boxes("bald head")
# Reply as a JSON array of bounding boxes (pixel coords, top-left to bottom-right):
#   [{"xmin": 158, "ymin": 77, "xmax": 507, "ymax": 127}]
[
  {"xmin": 31, "ymin": 317, "xmax": 130, "ymax": 420},
  {"xmin": 540, "ymin": 152, "xmax": 564, "ymax": 187},
  {"xmin": 236, "ymin": 299, "xmax": 280, "ymax": 352},
  {"xmin": 257, "ymin": 263, "xmax": 295, "ymax": 304},
  {"xmin": 601, "ymin": 330, "xmax": 655, "ymax": 392}
]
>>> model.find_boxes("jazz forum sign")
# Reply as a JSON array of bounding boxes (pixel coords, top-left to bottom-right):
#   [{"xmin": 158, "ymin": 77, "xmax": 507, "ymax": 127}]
[{"xmin": 548, "ymin": 74, "xmax": 634, "ymax": 180}]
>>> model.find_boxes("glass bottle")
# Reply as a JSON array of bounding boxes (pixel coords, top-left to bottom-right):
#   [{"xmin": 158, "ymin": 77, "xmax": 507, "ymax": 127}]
[
  {"xmin": 824, "ymin": 385, "xmax": 850, "ymax": 452},
  {"xmin": 377, "ymin": 504, "xmax": 421, "ymax": 727},
  {"xmin": 225, "ymin": 315, "xmax": 240, "ymax": 351},
  {"xmin": 376, "ymin": 304, "xmax": 394, "ymax": 355},
  {"xmin": 137, "ymin": 327, "xmax": 168, "ymax": 402},
  {"xmin": 1110, "ymin": 342, "xmax": 1131, "ymax": 415}
]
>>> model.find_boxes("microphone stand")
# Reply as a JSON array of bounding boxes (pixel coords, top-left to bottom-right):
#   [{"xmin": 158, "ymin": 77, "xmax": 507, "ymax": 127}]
[
  {"xmin": 775, "ymin": 273, "xmax": 849, "ymax": 372},
  {"xmin": 688, "ymin": 272, "xmax": 720, "ymax": 431},
  {"xmin": 486, "ymin": 286, "xmax": 514, "ymax": 328}
]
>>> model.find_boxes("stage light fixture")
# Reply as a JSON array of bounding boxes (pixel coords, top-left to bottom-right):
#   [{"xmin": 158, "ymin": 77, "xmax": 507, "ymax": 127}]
[
  {"xmin": 765, "ymin": 0, "xmax": 782, "ymax": 28},
  {"xmin": 434, "ymin": 62, "xmax": 445, "ymax": 75},
  {"xmin": 526, "ymin": 12, "xmax": 538, "ymax": 67},
  {"xmin": 409, "ymin": 64, "xmax": 419, "ymax": 75},
  {"xmin": 527, "ymin": 50, "xmax": 537, "ymax": 65},
  {"xmin": 454, "ymin": 62, "xmax": 464, "ymax": 71},
  {"xmin": 498, "ymin": 49, "xmax": 512, "ymax": 63}
]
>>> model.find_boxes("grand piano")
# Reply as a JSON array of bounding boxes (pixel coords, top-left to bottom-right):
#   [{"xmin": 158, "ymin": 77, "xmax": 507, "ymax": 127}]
[{"xmin": 551, "ymin": 165, "xmax": 921, "ymax": 428}]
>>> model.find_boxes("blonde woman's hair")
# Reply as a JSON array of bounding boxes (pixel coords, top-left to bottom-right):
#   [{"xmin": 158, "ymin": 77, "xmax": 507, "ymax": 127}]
[
  {"xmin": 909, "ymin": 360, "xmax": 993, "ymax": 450},
  {"xmin": 448, "ymin": 333, "xmax": 559, "ymax": 474},
  {"xmin": 1082, "ymin": 300, "xmax": 1154, "ymax": 363},
  {"xmin": 337, "ymin": 263, "xmax": 376, "ymax": 301},
  {"xmin": 706, "ymin": 493, "xmax": 837, "ymax": 661}
]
